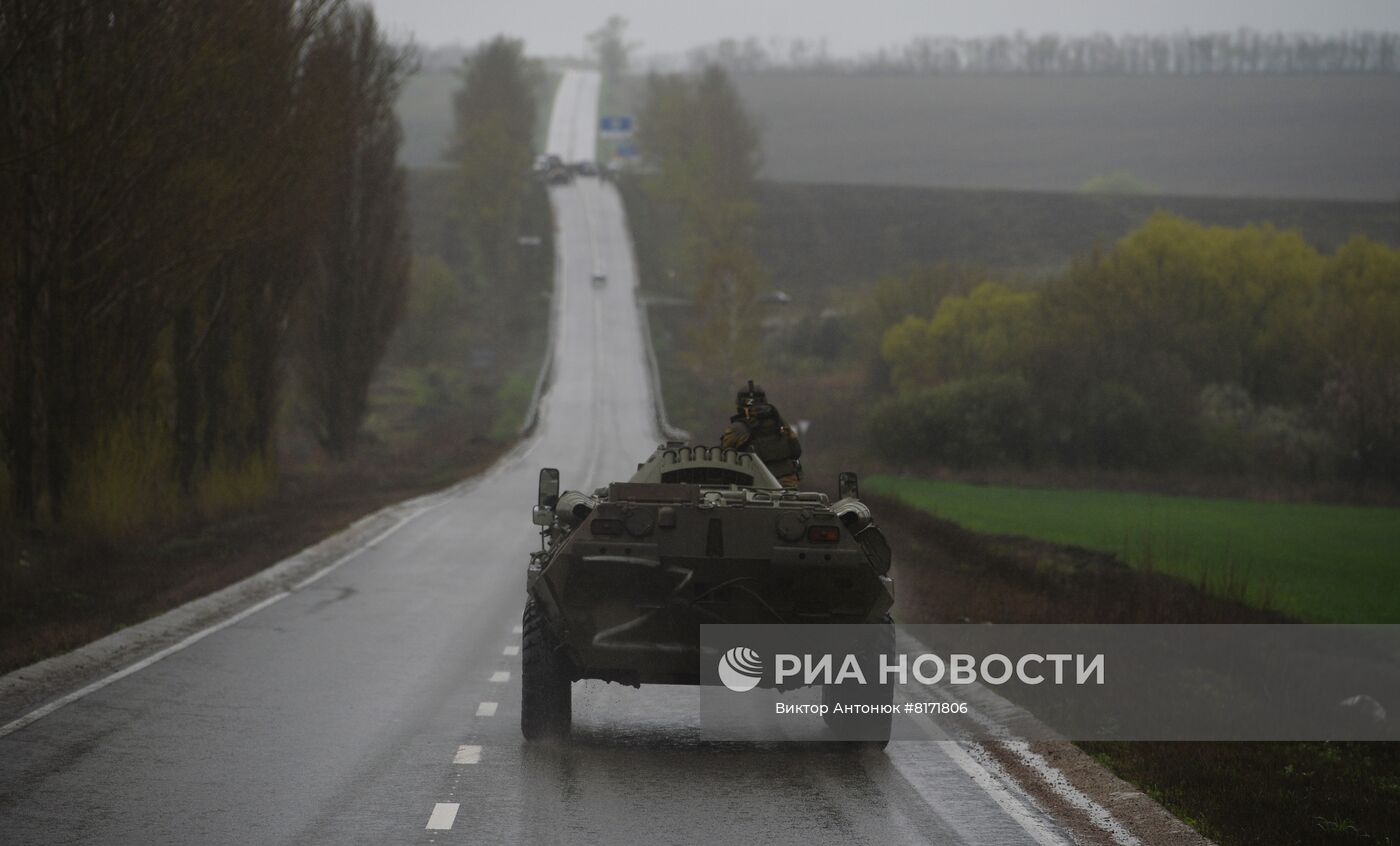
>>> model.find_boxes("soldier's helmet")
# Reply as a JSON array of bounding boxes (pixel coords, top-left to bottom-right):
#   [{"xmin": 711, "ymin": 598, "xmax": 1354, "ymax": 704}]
[{"xmin": 736, "ymin": 379, "xmax": 767, "ymax": 409}]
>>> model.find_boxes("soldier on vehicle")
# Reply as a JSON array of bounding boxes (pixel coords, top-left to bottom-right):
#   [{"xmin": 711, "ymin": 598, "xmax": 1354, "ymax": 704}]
[{"xmin": 721, "ymin": 381, "xmax": 803, "ymax": 488}]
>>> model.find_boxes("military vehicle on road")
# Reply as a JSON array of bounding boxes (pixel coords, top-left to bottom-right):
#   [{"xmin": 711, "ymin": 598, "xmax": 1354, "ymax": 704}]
[{"xmin": 521, "ymin": 443, "xmax": 895, "ymax": 743}]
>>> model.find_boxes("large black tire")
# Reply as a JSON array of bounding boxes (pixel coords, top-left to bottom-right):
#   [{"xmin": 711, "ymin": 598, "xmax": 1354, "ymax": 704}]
[
  {"xmin": 822, "ymin": 615, "xmax": 894, "ymax": 748},
  {"xmin": 521, "ymin": 598, "xmax": 572, "ymax": 741}
]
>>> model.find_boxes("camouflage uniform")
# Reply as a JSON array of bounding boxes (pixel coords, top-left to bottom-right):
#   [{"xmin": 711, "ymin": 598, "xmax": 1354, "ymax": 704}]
[{"xmin": 721, "ymin": 384, "xmax": 803, "ymax": 488}]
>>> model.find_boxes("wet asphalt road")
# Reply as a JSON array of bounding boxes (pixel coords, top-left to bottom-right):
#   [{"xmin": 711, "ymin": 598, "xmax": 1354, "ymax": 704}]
[{"xmin": 0, "ymin": 70, "xmax": 1076, "ymax": 845}]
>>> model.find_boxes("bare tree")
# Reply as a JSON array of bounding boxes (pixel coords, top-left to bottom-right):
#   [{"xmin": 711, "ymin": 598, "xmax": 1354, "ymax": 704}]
[{"xmin": 586, "ymin": 15, "xmax": 638, "ymax": 87}]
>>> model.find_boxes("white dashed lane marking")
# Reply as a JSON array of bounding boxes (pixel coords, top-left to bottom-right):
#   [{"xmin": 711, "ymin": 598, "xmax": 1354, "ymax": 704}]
[
  {"xmin": 490, "ymin": 671, "xmax": 510, "ymax": 682},
  {"xmin": 503, "ymin": 645, "xmax": 519, "ymax": 656},
  {"xmin": 426, "ymin": 803, "xmax": 459, "ymax": 830},
  {"xmin": 477, "ymin": 702, "xmax": 498, "ymax": 717},
  {"xmin": 453, "ymin": 745, "xmax": 481, "ymax": 765}
]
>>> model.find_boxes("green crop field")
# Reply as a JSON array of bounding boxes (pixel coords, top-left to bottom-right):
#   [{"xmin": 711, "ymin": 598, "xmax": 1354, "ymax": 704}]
[
  {"xmin": 733, "ymin": 72, "xmax": 1400, "ymax": 201},
  {"xmin": 867, "ymin": 477, "xmax": 1400, "ymax": 623}
]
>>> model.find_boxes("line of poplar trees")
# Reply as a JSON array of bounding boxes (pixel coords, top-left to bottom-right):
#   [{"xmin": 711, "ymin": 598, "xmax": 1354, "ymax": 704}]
[
  {"xmin": 634, "ymin": 65, "xmax": 766, "ymax": 390},
  {"xmin": 0, "ymin": 0, "xmax": 411, "ymax": 528}
]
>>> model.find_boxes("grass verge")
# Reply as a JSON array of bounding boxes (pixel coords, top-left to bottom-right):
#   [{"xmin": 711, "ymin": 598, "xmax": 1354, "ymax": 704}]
[
  {"xmin": 0, "ymin": 426, "xmax": 508, "ymax": 676},
  {"xmin": 868, "ymin": 476, "xmax": 1400, "ymax": 623},
  {"xmin": 874, "ymin": 492, "xmax": 1400, "ymax": 846},
  {"xmin": 1083, "ymin": 741, "xmax": 1400, "ymax": 846}
]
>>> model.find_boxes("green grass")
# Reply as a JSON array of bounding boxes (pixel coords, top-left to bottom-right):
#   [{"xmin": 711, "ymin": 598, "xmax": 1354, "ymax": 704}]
[
  {"xmin": 489, "ymin": 364, "xmax": 540, "ymax": 443},
  {"xmin": 867, "ymin": 476, "xmax": 1400, "ymax": 623},
  {"xmin": 1083, "ymin": 741, "xmax": 1400, "ymax": 846},
  {"xmin": 67, "ymin": 415, "xmax": 183, "ymax": 536}
]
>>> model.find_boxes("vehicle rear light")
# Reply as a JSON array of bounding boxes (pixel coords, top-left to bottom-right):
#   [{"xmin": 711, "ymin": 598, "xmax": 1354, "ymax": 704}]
[
  {"xmin": 806, "ymin": 525, "xmax": 840, "ymax": 543},
  {"xmin": 590, "ymin": 518, "xmax": 624, "ymax": 536}
]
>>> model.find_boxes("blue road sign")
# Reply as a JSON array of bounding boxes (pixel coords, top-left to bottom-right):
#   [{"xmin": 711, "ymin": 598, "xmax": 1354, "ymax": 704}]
[
  {"xmin": 600, "ymin": 116, "xmax": 634, "ymax": 135},
  {"xmin": 615, "ymin": 142, "xmax": 638, "ymax": 158}
]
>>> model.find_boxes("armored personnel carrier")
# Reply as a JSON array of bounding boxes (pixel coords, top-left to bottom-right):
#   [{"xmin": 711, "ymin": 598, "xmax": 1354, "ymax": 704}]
[{"xmin": 521, "ymin": 443, "xmax": 894, "ymax": 741}]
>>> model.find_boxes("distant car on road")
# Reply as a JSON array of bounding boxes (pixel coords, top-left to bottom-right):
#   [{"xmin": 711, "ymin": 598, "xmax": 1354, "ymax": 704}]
[
  {"xmin": 573, "ymin": 160, "xmax": 599, "ymax": 177},
  {"xmin": 534, "ymin": 154, "xmax": 572, "ymax": 185},
  {"xmin": 590, "ymin": 271, "xmax": 607, "ymax": 288},
  {"xmin": 545, "ymin": 164, "xmax": 572, "ymax": 185}
]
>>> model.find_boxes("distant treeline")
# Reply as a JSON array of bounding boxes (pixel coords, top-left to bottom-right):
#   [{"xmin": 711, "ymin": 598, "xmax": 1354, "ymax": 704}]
[
  {"xmin": 687, "ymin": 30, "xmax": 1400, "ymax": 76},
  {"xmin": 0, "ymin": 1, "xmax": 411, "ymax": 530}
]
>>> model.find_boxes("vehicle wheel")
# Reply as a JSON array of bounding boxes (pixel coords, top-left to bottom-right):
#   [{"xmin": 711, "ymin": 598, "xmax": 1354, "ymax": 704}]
[
  {"xmin": 822, "ymin": 615, "xmax": 893, "ymax": 748},
  {"xmin": 521, "ymin": 598, "xmax": 572, "ymax": 741}
]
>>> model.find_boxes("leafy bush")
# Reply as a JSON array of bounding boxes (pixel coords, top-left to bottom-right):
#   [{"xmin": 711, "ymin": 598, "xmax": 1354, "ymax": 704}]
[
  {"xmin": 880, "ymin": 281, "xmax": 1036, "ymax": 393},
  {"xmin": 870, "ymin": 374, "xmax": 1037, "ymax": 467},
  {"xmin": 873, "ymin": 214, "xmax": 1400, "ymax": 485},
  {"xmin": 1198, "ymin": 383, "xmax": 1333, "ymax": 478},
  {"xmin": 1079, "ymin": 382, "xmax": 1153, "ymax": 468}
]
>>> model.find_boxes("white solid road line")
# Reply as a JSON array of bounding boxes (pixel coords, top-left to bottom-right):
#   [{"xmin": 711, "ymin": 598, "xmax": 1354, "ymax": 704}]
[
  {"xmin": 904, "ymin": 648, "xmax": 1143, "ymax": 846},
  {"xmin": 453, "ymin": 745, "xmax": 482, "ymax": 765},
  {"xmin": 489, "ymin": 671, "xmax": 510, "ymax": 683},
  {"xmin": 892, "ymin": 743, "xmax": 1072, "ymax": 846},
  {"xmin": 511, "ymin": 624, "xmax": 523, "ymax": 634},
  {"xmin": 0, "ymin": 591, "xmax": 289, "ymax": 739},
  {"xmin": 1, "ymin": 494, "xmax": 452, "ymax": 740},
  {"xmin": 476, "ymin": 702, "xmax": 498, "ymax": 717},
  {"xmin": 998, "ymin": 740, "xmax": 1144, "ymax": 846},
  {"xmin": 426, "ymin": 802, "xmax": 460, "ymax": 830},
  {"xmin": 503, "ymin": 646, "xmax": 519, "ymax": 656}
]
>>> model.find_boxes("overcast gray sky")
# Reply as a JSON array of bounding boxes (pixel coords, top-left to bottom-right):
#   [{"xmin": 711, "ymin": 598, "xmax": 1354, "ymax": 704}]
[{"xmin": 369, "ymin": 1, "xmax": 1400, "ymax": 56}]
